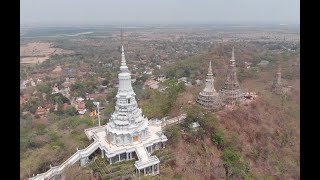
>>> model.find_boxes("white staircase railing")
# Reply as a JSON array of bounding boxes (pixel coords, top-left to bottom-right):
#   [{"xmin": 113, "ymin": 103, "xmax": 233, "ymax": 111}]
[{"xmin": 29, "ymin": 141, "xmax": 100, "ymax": 180}]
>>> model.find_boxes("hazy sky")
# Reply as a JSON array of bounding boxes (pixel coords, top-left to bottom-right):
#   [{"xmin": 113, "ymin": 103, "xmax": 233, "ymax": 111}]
[{"xmin": 21, "ymin": 0, "xmax": 300, "ymax": 24}]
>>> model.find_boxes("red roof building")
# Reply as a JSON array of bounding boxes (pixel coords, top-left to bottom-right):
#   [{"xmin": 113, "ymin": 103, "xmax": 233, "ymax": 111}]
[
  {"xmin": 35, "ymin": 107, "xmax": 46, "ymax": 116},
  {"xmin": 78, "ymin": 103, "xmax": 86, "ymax": 110},
  {"xmin": 63, "ymin": 103, "xmax": 69, "ymax": 110}
]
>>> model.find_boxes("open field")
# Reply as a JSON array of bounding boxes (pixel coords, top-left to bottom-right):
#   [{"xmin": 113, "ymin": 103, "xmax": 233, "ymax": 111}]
[{"xmin": 20, "ymin": 42, "xmax": 74, "ymax": 64}]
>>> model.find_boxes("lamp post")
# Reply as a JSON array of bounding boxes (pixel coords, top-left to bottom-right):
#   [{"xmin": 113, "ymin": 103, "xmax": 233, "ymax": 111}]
[{"xmin": 97, "ymin": 102, "xmax": 101, "ymax": 127}]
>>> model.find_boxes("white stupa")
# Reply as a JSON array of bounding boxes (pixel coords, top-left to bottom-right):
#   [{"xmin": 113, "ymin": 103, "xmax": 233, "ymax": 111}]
[
  {"xmin": 196, "ymin": 61, "xmax": 224, "ymax": 111},
  {"xmin": 105, "ymin": 45, "xmax": 150, "ymax": 145},
  {"xmin": 29, "ymin": 44, "xmax": 168, "ymax": 180}
]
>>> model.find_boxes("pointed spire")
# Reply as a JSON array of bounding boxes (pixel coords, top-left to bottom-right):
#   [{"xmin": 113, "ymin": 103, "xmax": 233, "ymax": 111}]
[
  {"xmin": 277, "ymin": 64, "xmax": 281, "ymax": 84},
  {"xmin": 120, "ymin": 27, "xmax": 128, "ymax": 72},
  {"xmin": 207, "ymin": 60, "xmax": 213, "ymax": 76},
  {"xmin": 121, "ymin": 45, "xmax": 126, "ymax": 65},
  {"xmin": 120, "ymin": 45, "xmax": 128, "ymax": 72},
  {"xmin": 232, "ymin": 47, "xmax": 235, "ymax": 60},
  {"xmin": 230, "ymin": 47, "xmax": 235, "ymax": 66},
  {"xmin": 121, "ymin": 27, "xmax": 123, "ymax": 45}
]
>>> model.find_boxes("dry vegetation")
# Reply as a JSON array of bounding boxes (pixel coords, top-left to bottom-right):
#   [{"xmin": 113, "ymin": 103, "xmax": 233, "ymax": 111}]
[
  {"xmin": 217, "ymin": 89, "xmax": 300, "ymax": 179},
  {"xmin": 161, "ymin": 134, "xmax": 226, "ymax": 180},
  {"xmin": 20, "ymin": 42, "xmax": 74, "ymax": 64},
  {"xmin": 20, "ymin": 116, "xmax": 92, "ymax": 179}
]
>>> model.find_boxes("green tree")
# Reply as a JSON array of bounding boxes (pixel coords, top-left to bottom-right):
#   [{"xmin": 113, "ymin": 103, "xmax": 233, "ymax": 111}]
[
  {"xmin": 165, "ymin": 126, "xmax": 181, "ymax": 146},
  {"xmin": 211, "ymin": 129, "xmax": 225, "ymax": 149},
  {"xmin": 36, "ymin": 83, "xmax": 51, "ymax": 94},
  {"xmin": 85, "ymin": 101, "xmax": 94, "ymax": 111},
  {"xmin": 223, "ymin": 147, "xmax": 249, "ymax": 179},
  {"xmin": 64, "ymin": 106, "xmax": 78, "ymax": 116},
  {"xmin": 23, "ymin": 99, "xmax": 40, "ymax": 114}
]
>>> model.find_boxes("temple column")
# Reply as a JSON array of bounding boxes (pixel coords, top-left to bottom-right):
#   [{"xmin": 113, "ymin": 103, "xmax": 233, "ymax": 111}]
[
  {"xmin": 101, "ymin": 149, "xmax": 104, "ymax": 158},
  {"xmin": 157, "ymin": 163, "xmax": 160, "ymax": 174},
  {"xmin": 152, "ymin": 165, "xmax": 154, "ymax": 175},
  {"xmin": 110, "ymin": 157, "xmax": 112, "ymax": 164},
  {"xmin": 144, "ymin": 168, "xmax": 146, "ymax": 175},
  {"xmin": 118, "ymin": 154, "xmax": 121, "ymax": 162}
]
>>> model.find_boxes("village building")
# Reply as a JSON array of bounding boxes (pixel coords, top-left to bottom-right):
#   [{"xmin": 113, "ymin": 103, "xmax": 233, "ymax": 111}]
[
  {"xmin": 258, "ymin": 60, "xmax": 270, "ymax": 66},
  {"xmin": 244, "ymin": 61, "xmax": 252, "ymax": 69},
  {"xmin": 51, "ymin": 84, "xmax": 60, "ymax": 94},
  {"xmin": 189, "ymin": 122, "xmax": 201, "ymax": 131},
  {"xmin": 77, "ymin": 102, "xmax": 87, "ymax": 115},
  {"xmin": 63, "ymin": 103, "xmax": 69, "ymax": 110},
  {"xmin": 35, "ymin": 106, "xmax": 46, "ymax": 117},
  {"xmin": 144, "ymin": 78, "xmax": 159, "ymax": 89},
  {"xmin": 85, "ymin": 93, "xmax": 95, "ymax": 101},
  {"xmin": 156, "ymin": 75, "xmax": 166, "ymax": 82}
]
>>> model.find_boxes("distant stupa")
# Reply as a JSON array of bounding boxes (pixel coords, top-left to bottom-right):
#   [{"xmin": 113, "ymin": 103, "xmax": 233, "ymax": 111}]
[
  {"xmin": 220, "ymin": 47, "xmax": 245, "ymax": 105},
  {"xmin": 196, "ymin": 60, "xmax": 224, "ymax": 111},
  {"xmin": 272, "ymin": 65, "xmax": 289, "ymax": 95}
]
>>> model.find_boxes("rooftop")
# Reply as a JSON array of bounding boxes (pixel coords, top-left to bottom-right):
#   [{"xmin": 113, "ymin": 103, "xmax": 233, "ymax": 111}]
[{"xmin": 85, "ymin": 122, "xmax": 167, "ymax": 155}]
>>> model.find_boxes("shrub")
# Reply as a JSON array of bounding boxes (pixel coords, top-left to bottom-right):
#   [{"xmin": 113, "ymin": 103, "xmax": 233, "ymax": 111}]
[
  {"xmin": 193, "ymin": 127, "xmax": 205, "ymax": 140},
  {"xmin": 223, "ymin": 147, "xmax": 250, "ymax": 179},
  {"xmin": 165, "ymin": 126, "xmax": 181, "ymax": 145},
  {"xmin": 64, "ymin": 106, "xmax": 78, "ymax": 116},
  {"xmin": 211, "ymin": 129, "xmax": 225, "ymax": 149},
  {"xmin": 47, "ymin": 130, "xmax": 64, "ymax": 148},
  {"xmin": 173, "ymin": 173, "xmax": 183, "ymax": 180},
  {"xmin": 36, "ymin": 124, "xmax": 46, "ymax": 135}
]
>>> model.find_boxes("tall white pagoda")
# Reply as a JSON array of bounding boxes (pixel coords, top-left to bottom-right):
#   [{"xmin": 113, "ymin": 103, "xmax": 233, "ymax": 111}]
[
  {"xmin": 29, "ymin": 44, "xmax": 168, "ymax": 180},
  {"xmin": 196, "ymin": 61, "xmax": 224, "ymax": 111},
  {"xmin": 105, "ymin": 45, "xmax": 149, "ymax": 145}
]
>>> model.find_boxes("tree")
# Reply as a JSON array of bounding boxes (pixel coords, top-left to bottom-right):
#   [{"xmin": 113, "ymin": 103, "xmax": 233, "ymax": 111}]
[
  {"xmin": 85, "ymin": 101, "xmax": 94, "ymax": 111},
  {"xmin": 223, "ymin": 147, "xmax": 249, "ymax": 179},
  {"xmin": 54, "ymin": 96, "xmax": 63, "ymax": 105},
  {"xmin": 64, "ymin": 106, "xmax": 78, "ymax": 116},
  {"xmin": 36, "ymin": 124, "xmax": 46, "ymax": 135},
  {"xmin": 102, "ymin": 79, "xmax": 109, "ymax": 86},
  {"xmin": 71, "ymin": 82, "xmax": 85, "ymax": 97},
  {"xmin": 165, "ymin": 126, "xmax": 181, "ymax": 146},
  {"xmin": 36, "ymin": 83, "xmax": 51, "ymax": 94},
  {"xmin": 47, "ymin": 93, "xmax": 70, "ymax": 105},
  {"xmin": 23, "ymin": 99, "xmax": 40, "ymax": 114},
  {"xmin": 211, "ymin": 129, "xmax": 225, "ymax": 149}
]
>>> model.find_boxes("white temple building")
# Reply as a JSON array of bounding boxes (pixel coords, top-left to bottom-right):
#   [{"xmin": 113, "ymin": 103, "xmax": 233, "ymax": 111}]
[{"xmin": 30, "ymin": 45, "xmax": 168, "ymax": 180}]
